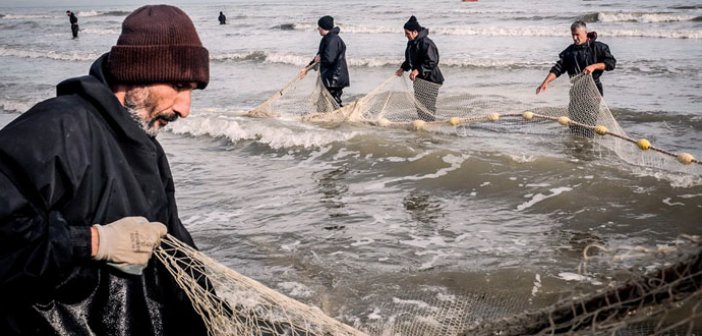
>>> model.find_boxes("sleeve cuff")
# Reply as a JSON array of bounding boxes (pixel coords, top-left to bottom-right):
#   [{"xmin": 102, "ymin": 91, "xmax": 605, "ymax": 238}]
[{"xmin": 68, "ymin": 226, "xmax": 92, "ymax": 260}]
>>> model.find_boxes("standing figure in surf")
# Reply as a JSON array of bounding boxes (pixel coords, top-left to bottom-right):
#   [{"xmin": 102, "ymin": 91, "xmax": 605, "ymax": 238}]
[
  {"xmin": 299, "ymin": 15, "xmax": 350, "ymax": 110},
  {"xmin": 66, "ymin": 10, "xmax": 79, "ymax": 38},
  {"xmin": 395, "ymin": 15, "xmax": 444, "ymax": 122},
  {"xmin": 536, "ymin": 20, "xmax": 616, "ymax": 138}
]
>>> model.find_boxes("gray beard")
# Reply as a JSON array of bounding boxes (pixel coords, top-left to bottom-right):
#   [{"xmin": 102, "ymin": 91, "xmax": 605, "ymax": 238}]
[{"xmin": 124, "ymin": 87, "xmax": 160, "ymax": 137}]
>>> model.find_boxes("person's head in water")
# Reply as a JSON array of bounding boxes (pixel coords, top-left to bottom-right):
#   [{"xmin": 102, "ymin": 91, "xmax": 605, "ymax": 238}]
[
  {"xmin": 570, "ymin": 20, "xmax": 588, "ymax": 45},
  {"xmin": 66, "ymin": 10, "xmax": 72, "ymax": 17},
  {"xmin": 109, "ymin": 5, "xmax": 209, "ymax": 137},
  {"xmin": 317, "ymin": 15, "xmax": 333, "ymax": 36},
  {"xmin": 403, "ymin": 15, "xmax": 421, "ymax": 41}
]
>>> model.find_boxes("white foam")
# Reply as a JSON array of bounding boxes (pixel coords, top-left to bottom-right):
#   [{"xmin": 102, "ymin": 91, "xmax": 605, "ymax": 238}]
[
  {"xmin": 0, "ymin": 46, "xmax": 99, "ymax": 61},
  {"xmin": 167, "ymin": 115, "xmax": 358, "ymax": 150},
  {"xmin": 557, "ymin": 272, "xmax": 602, "ymax": 285},
  {"xmin": 596, "ymin": 12, "xmax": 699, "ymax": 23},
  {"xmin": 293, "ymin": 22, "xmax": 702, "ymax": 39},
  {"xmin": 662, "ymin": 197, "xmax": 685, "ymax": 206},
  {"xmin": 277, "ymin": 281, "xmax": 313, "ymax": 298},
  {"xmin": 517, "ymin": 186, "xmax": 573, "ymax": 211}
]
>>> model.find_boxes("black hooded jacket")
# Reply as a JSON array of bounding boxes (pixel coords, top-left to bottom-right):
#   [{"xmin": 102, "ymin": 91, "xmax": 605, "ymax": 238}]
[
  {"xmin": 550, "ymin": 38, "xmax": 616, "ymax": 94},
  {"xmin": 316, "ymin": 27, "xmax": 350, "ymax": 89},
  {"xmin": 401, "ymin": 28, "xmax": 444, "ymax": 85},
  {"xmin": 0, "ymin": 54, "xmax": 206, "ymax": 335},
  {"xmin": 69, "ymin": 12, "xmax": 78, "ymax": 25}
]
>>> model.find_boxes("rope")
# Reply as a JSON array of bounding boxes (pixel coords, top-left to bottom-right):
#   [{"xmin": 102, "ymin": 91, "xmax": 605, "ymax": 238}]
[{"xmin": 374, "ymin": 111, "xmax": 699, "ymax": 167}]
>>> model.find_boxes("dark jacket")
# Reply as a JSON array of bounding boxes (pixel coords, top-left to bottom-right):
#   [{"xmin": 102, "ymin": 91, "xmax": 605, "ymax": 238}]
[
  {"xmin": 401, "ymin": 28, "xmax": 444, "ymax": 85},
  {"xmin": 550, "ymin": 39, "xmax": 616, "ymax": 94},
  {"xmin": 316, "ymin": 27, "xmax": 349, "ymax": 89},
  {"xmin": 69, "ymin": 13, "xmax": 78, "ymax": 25},
  {"xmin": 0, "ymin": 54, "xmax": 206, "ymax": 335}
]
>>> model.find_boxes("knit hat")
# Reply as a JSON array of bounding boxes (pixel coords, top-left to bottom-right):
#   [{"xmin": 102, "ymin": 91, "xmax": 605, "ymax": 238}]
[
  {"xmin": 318, "ymin": 15, "xmax": 334, "ymax": 30},
  {"xmin": 108, "ymin": 5, "xmax": 209, "ymax": 89},
  {"xmin": 403, "ymin": 15, "xmax": 421, "ymax": 32}
]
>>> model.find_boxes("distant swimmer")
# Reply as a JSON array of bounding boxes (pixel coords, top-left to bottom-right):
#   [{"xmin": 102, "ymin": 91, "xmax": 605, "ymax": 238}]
[
  {"xmin": 395, "ymin": 15, "xmax": 444, "ymax": 122},
  {"xmin": 218, "ymin": 11, "xmax": 226, "ymax": 25},
  {"xmin": 536, "ymin": 20, "xmax": 616, "ymax": 137},
  {"xmin": 299, "ymin": 15, "xmax": 349, "ymax": 109},
  {"xmin": 66, "ymin": 10, "xmax": 79, "ymax": 38}
]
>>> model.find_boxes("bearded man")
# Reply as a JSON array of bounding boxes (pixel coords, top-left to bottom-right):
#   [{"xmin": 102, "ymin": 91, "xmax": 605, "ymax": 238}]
[{"xmin": 0, "ymin": 5, "xmax": 210, "ymax": 335}]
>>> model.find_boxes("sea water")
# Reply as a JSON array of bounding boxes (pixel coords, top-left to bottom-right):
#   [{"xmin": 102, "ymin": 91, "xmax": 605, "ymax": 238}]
[{"xmin": 1, "ymin": 0, "xmax": 701, "ymax": 329}]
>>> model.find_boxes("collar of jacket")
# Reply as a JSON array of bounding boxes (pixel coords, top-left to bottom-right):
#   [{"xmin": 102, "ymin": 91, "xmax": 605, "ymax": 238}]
[
  {"xmin": 408, "ymin": 28, "xmax": 429, "ymax": 46},
  {"xmin": 55, "ymin": 53, "xmax": 159, "ymax": 147}
]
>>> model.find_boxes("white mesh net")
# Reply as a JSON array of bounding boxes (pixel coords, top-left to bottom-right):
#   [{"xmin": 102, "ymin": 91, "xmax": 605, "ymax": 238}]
[
  {"xmin": 242, "ymin": 71, "xmax": 701, "ymax": 174},
  {"xmin": 156, "ymin": 234, "xmax": 702, "ymax": 336}
]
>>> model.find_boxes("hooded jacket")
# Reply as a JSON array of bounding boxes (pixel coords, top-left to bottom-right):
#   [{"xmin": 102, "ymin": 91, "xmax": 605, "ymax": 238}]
[
  {"xmin": 550, "ymin": 37, "xmax": 616, "ymax": 94},
  {"xmin": 401, "ymin": 28, "xmax": 444, "ymax": 85},
  {"xmin": 0, "ymin": 54, "xmax": 206, "ymax": 335},
  {"xmin": 317, "ymin": 27, "xmax": 350, "ymax": 89}
]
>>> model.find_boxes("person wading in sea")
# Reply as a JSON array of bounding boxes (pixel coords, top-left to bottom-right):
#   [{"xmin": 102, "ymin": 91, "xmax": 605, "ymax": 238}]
[
  {"xmin": 66, "ymin": 10, "xmax": 79, "ymax": 38},
  {"xmin": 299, "ymin": 15, "xmax": 350, "ymax": 109},
  {"xmin": 395, "ymin": 15, "xmax": 444, "ymax": 122},
  {"xmin": 536, "ymin": 20, "xmax": 616, "ymax": 138}
]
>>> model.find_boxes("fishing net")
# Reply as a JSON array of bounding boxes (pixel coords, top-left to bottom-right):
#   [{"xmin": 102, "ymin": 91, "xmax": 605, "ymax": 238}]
[
  {"xmin": 243, "ymin": 71, "xmax": 701, "ymax": 174},
  {"xmin": 154, "ymin": 234, "xmax": 365, "ymax": 336},
  {"xmin": 156, "ymin": 234, "xmax": 702, "ymax": 336}
]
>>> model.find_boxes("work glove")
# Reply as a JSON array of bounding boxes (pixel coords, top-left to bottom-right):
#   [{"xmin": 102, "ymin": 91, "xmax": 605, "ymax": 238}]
[{"xmin": 92, "ymin": 216, "xmax": 167, "ymax": 275}]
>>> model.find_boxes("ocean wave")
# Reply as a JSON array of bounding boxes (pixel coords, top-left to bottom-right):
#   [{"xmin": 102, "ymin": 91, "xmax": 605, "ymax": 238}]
[
  {"xmin": 594, "ymin": 12, "xmax": 701, "ymax": 23},
  {"xmin": 0, "ymin": 46, "xmax": 100, "ymax": 61},
  {"xmin": 76, "ymin": 10, "xmax": 131, "ymax": 17},
  {"xmin": 1, "ymin": 14, "xmax": 56, "ymax": 19},
  {"xmin": 210, "ymin": 50, "xmax": 554, "ymax": 69},
  {"xmin": 289, "ymin": 23, "xmax": 702, "ymax": 39},
  {"xmin": 167, "ymin": 115, "xmax": 358, "ymax": 149},
  {"xmin": 80, "ymin": 27, "xmax": 121, "ymax": 35}
]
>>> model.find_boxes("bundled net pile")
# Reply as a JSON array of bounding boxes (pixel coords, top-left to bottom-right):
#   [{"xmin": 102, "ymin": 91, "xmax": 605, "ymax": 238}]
[
  {"xmin": 243, "ymin": 71, "xmax": 701, "ymax": 174},
  {"xmin": 156, "ymin": 234, "xmax": 702, "ymax": 336}
]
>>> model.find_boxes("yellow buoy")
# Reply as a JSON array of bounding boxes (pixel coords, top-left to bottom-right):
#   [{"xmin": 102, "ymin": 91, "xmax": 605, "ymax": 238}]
[
  {"xmin": 594, "ymin": 125, "xmax": 608, "ymax": 136},
  {"xmin": 637, "ymin": 139, "xmax": 651, "ymax": 151},
  {"xmin": 412, "ymin": 120, "xmax": 426, "ymax": 131},
  {"xmin": 488, "ymin": 113, "xmax": 500, "ymax": 121},
  {"xmin": 558, "ymin": 116, "xmax": 570, "ymax": 126},
  {"xmin": 677, "ymin": 152, "xmax": 695, "ymax": 165},
  {"xmin": 448, "ymin": 117, "xmax": 461, "ymax": 126},
  {"xmin": 377, "ymin": 118, "xmax": 390, "ymax": 127},
  {"xmin": 522, "ymin": 111, "xmax": 534, "ymax": 120}
]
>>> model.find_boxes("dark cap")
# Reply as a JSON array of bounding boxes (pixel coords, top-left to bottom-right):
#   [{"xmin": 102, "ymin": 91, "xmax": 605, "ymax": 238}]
[
  {"xmin": 404, "ymin": 15, "xmax": 421, "ymax": 32},
  {"xmin": 108, "ymin": 5, "xmax": 210, "ymax": 89},
  {"xmin": 318, "ymin": 15, "xmax": 334, "ymax": 30}
]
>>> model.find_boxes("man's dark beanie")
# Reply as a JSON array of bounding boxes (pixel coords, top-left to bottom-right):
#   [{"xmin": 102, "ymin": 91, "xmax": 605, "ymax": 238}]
[
  {"xmin": 108, "ymin": 5, "xmax": 209, "ymax": 89},
  {"xmin": 318, "ymin": 15, "xmax": 334, "ymax": 30},
  {"xmin": 404, "ymin": 15, "xmax": 421, "ymax": 32}
]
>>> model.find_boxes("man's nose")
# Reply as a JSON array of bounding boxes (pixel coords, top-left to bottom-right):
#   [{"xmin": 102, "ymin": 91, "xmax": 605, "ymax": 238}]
[{"xmin": 174, "ymin": 90, "xmax": 192, "ymax": 118}]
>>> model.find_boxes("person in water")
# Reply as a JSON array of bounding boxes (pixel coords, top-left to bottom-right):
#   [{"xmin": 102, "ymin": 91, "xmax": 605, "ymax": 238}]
[
  {"xmin": 66, "ymin": 10, "xmax": 79, "ymax": 38},
  {"xmin": 299, "ymin": 15, "xmax": 350, "ymax": 109},
  {"xmin": 395, "ymin": 15, "xmax": 444, "ymax": 122},
  {"xmin": 0, "ymin": 5, "xmax": 210, "ymax": 335},
  {"xmin": 218, "ymin": 11, "xmax": 226, "ymax": 25},
  {"xmin": 536, "ymin": 20, "xmax": 616, "ymax": 138}
]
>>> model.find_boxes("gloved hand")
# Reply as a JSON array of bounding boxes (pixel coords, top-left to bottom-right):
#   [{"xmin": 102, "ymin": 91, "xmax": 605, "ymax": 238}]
[{"xmin": 92, "ymin": 217, "xmax": 167, "ymax": 275}]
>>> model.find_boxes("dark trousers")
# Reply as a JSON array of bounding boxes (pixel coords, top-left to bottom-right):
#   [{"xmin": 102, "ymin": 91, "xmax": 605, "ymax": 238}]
[
  {"xmin": 327, "ymin": 88, "xmax": 343, "ymax": 107},
  {"xmin": 568, "ymin": 83, "xmax": 603, "ymax": 138},
  {"xmin": 413, "ymin": 80, "xmax": 440, "ymax": 121},
  {"xmin": 71, "ymin": 24, "xmax": 79, "ymax": 38}
]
